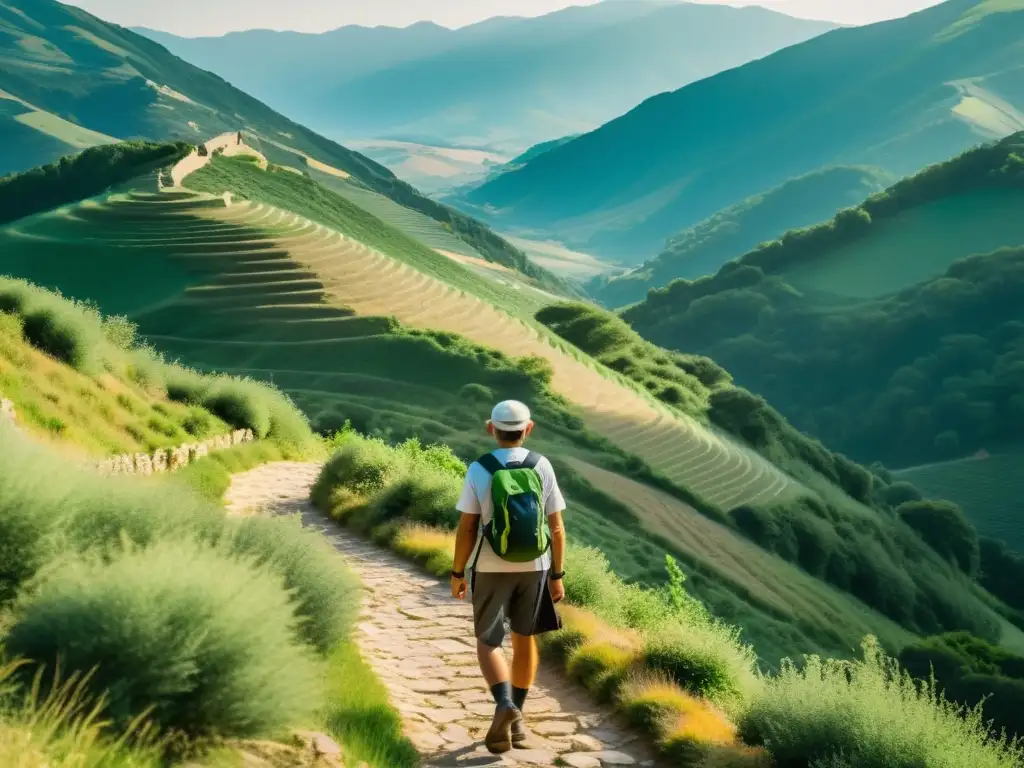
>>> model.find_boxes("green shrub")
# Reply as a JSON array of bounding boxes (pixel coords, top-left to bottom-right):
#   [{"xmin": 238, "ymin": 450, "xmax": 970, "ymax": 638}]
[
  {"xmin": 5, "ymin": 540, "xmax": 323, "ymax": 748},
  {"xmin": 643, "ymin": 621, "xmax": 759, "ymax": 707},
  {"xmin": 0, "ymin": 424, "xmax": 62, "ymax": 605},
  {"xmin": 224, "ymin": 515, "xmax": 360, "ymax": 654},
  {"xmin": 317, "ymin": 437, "xmax": 408, "ymax": 499},
  {"xmin": 204, "ymin": 382, "xmax": 272, "ymax": 438},
  {"xmin": 898, "ymin": 500, "xmax": 980, "ymax": 576},
  {"xmin": 738, "ymin": 637, "xmax": 1024, "ymax": 767},
  {"xmin": 0, "ymin": 279, "xmax": 107, "ymax": 373},
  {"xmin": 884, "ymin": 481, "xmax": 923, "ymax": 507}
]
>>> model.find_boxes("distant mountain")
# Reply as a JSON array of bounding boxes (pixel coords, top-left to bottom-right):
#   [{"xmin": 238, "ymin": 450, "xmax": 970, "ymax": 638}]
[
  {"xmin": 136, "ymin": 2, "xmax": 835, "ymax": 151},
  {"xmin": 466, "ymin": 0, "xmax": 1024, "ymax": 258},
  {"xmin": 590, "ymin": 165, "xmax": 894, "ymax": 307},
  {"xmin": 0, "ymin": 0, "xmax": 566, "ymax": 291}
]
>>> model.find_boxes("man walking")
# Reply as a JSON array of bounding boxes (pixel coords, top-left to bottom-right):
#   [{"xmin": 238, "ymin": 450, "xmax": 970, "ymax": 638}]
[{"xmin": 450, "ymin": 399, "xmax": 567, "ymax": 754}]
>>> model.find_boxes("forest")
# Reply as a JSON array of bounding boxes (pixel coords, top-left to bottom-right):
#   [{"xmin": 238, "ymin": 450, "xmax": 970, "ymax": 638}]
[
  {"xmin": 0, "ymin": 140, "xmax": 192, "ymax": 224},
  {"xmin": 624, "ymin": 246, "xmax": 1024, "ymax": 470}
]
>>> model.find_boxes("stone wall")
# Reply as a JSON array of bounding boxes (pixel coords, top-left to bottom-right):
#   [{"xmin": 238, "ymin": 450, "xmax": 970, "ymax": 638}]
[
  {"xmin": 1, "ymin": 393, "xmax": 256, "ymax": 476},
  {"xmin": 95, "ymin": 428, "xmax": 255, "ymax": 476}
]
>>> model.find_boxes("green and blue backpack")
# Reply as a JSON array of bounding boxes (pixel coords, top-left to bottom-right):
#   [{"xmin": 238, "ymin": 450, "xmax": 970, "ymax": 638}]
[{"xmin": 476, "ymin": 451, "xmax": 550, "ymax": 563}]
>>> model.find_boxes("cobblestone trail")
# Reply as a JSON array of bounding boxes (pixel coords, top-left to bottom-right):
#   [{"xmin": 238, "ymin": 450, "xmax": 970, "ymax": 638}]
[{"xmin": 227, "ymin": 462, "xmax": 659, "ymax": 768}]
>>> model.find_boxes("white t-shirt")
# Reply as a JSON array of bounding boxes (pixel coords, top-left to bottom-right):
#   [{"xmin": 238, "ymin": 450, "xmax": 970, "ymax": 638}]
[{"xmin": 456, "ymin": 447, "xmax": 566, "ymax": 573}]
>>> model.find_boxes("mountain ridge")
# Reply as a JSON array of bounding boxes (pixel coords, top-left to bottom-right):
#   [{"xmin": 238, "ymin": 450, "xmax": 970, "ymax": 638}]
[{"xmin": 465, "ymin": 0, "xmax": 1024, "ymax": 257}]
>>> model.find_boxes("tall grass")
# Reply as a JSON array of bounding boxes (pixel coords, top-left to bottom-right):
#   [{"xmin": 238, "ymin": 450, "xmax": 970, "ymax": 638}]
[
  {"xmin": 0, "ymin": 277, "xmax": 316, "ymax": 451},
  {"xmin": 739, "ymin": 637, "xmax": 1024, "ymax": 767},
  {"xmin": 5, "ymin": 540, "xmax": 324, "ymax": 749},
  {"xmin": 0, "ymin": 662, "xmax": 159, "ymax": 768},
  {"xmin": 0, "ymin": 423, "xmax": 358, "ymax": 756}
]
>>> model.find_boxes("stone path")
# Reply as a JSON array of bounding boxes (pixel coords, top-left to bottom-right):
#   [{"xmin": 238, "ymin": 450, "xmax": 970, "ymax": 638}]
[{"xmin": 227, "ymin": 462, "xmax": 658, "ymax": 768}]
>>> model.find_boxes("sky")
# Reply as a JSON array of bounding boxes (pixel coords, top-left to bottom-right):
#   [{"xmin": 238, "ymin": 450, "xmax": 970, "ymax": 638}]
[{"xmin": 67, "ymin": 0, "xmax": 946, "ymax": 37}]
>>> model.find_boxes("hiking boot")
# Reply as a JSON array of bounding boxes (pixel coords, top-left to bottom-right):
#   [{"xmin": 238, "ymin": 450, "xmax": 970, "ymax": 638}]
[
  {"xmin": 484, "ymin": 704, "xmax": 522, "ymax": 754},
  {"xmin": 511, "ymin": 717, "xmax": 531, "ymax": 748}
]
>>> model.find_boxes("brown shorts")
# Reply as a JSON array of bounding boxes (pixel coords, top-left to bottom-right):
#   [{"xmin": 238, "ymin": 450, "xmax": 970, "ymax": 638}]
[{"xmin": 471, "ymin": 570, "xmax": 562, "ymax": 648}]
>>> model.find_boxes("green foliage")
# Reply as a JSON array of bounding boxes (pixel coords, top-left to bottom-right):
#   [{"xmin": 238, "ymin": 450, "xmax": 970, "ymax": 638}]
[
  {"xmin": 898, "ymin": 500, "xmax": 980, "ymax": 576},
  {"xmin": 899, "ymin": 632, "xmax": 1024, "ymax": 740},
  {"xmin": 979, "ymin": 537, "xmax": 1024, "ymax": 613},
  {"xmin": 0, "ymin": 278, "xmax": 106, "ymax": 374},
  {"xmin": 739, "ymin": 637, "xmax": 1024, "ymax": 767},
  {"xmin": 225, "ymin": 515, "xmax": 361, "ymax": 654},
  {"xmin": 591, "ymin": 166, "xmax": 893, "ymax": 307},
  {"xmin": 0, "ymin": 142, "xmax": 192, "ymax": 226},
  {"xmin": 624, "ymin": 143, "xmax": 1024, "ymax": 471},
  {"xmin": 163, "ymin": 364, "xmax": 314, "ymax": 449},
  {"xmin": 5, "ymin": 540, "xmax": 323, "ymax": 748}
]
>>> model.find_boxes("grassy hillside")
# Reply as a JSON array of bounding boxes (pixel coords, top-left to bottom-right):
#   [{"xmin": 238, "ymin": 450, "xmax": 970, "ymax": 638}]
[
  {"xmin": 140, "ymin": 2, "xmax": 833, "ymax": 151},
  {"xmin": 0, "ymin": 0, "xmax": 566, "ymax": 294},
  {"xmin": 466, "ymin": 0, "xmax": 1024, "ymax": 258},
  {"xmin": 899, "ymin": 450, "xmax": 1024, "ymax": 551},
  {"xmin": 7, "ymin": 160, "xmax": 1018, "ymax": 664},
  {"xmin": 591, "ymin": 166, "xmax": 893, "ymax": 307},
  {"xmin": 624, "ymin": 134, "xmax": 1024, "ymax": 471}
]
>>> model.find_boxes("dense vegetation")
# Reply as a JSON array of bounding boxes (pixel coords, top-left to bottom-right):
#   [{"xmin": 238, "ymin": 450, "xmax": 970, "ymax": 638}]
[
  {"xmin": 899, "ymin": 632, "xmax": 1024, "ymax": 741},
  {"xmin": 0, "ymin": 419, "xmax": 359, "ymax": 759},
  {"xmin": 590, "ymin": 166, "xmax": 892, "ymax": 307},
  {"xmin": 0, "ymin": 277, "xmax": 316, "ymax": 453},
  {"xmin": 535, "ymin": 301, "xmax": 1013, "ymax": 644},
  {"xmin": 466, "ymin": 0, "xmax": 1024, "ymax": 256},
  {"xmin": 709, "ymin": 132, "xmax": 1024, "ymax": 279},
  {"xmin": 313, "ymin": 429, "xmax": 1024, "ymax": 767},
  {"xmin": 625, "ymin": 244, "xmax": 1024, "ymax": 470},
  {"xmin": 0, "ymin": 141, "xmax": 191, "ymax": 225}
]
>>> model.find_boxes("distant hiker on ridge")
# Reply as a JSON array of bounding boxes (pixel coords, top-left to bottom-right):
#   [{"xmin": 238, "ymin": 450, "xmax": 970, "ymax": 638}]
[{"xmin": 450, "ymin": 400, "xmax": 567, "ymax": 754}]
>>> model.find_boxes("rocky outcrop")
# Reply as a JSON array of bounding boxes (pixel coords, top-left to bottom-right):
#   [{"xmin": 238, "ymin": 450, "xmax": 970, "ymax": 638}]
[{"xmin": 95, "ymin": 428, "xmax": 255, "ymax": 476}]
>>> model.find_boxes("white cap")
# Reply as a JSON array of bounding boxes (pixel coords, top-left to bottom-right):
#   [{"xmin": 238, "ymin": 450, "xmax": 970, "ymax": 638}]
[{"xmin": 488, "ymin": 400, "xmax": 531, "ymax": 431}]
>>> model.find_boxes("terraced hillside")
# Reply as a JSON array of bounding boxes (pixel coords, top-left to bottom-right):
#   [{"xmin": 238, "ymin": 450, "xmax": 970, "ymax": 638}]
[{"xmin": 0, "ymin": 186, "xmax": 796, "ymax": 513}]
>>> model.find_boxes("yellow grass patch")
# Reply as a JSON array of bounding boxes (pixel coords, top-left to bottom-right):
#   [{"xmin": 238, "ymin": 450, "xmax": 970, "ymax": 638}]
[{"xmin": 392, "ymin": 523, "xmax": 455, "ymax": 575}]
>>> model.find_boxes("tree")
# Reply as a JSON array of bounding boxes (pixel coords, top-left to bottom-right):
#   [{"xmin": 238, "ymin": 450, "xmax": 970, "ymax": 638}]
[{"xmin": 898, "ymin": 500, "xmax": 980, "ymax": 576}]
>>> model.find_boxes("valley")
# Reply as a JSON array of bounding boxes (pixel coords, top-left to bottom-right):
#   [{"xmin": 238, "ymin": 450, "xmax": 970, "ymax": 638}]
[{"xmin": 4, "ymin": 0, "xmax": 1024, "ymax": 764}]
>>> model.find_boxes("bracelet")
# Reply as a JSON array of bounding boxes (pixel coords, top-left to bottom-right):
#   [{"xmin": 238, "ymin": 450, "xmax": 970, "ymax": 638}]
[
  {"xmin": 451, "ymin": 570, "xmax": 465, "ymax": 579},
  {"xmin": 550, "ymin": 572, "xmax": 564, "ymax": 581}
]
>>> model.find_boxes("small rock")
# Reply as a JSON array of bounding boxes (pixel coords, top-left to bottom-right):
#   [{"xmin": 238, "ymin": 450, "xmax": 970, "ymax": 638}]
[
  {"xmin": 569, "ymin": 734, "xmax": 604, "ymax": 751},
  {"xmin": 532, "ymin": 720, "xmax": 577, "ymax": 736},
  {"xmin": 561, "ymin": 755, "xmax": 601, "ymax": 768},
  {"xmin": 590, "ymin": 751, "xmax": 636, "ymax": 765}
]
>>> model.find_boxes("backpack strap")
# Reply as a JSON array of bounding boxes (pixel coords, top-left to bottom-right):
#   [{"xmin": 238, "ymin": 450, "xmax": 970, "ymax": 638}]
[
  {"xmin": 519, "ymin": 451, "xmax": 542, "ymax": 471},
  {"xmin": 476, "ymin": 453, "xmax": 505, "ymax": 476}
]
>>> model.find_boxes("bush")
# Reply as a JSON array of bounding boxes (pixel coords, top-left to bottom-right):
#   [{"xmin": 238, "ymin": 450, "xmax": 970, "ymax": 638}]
[
  {"xmin": 738, "ymin": 637, "xmax": 1024, "ymax": 767},
  {"xmin": 316, "ymin": 437, "xmax": 407, "ymax": 500},
  {"xmin": 884, "ymin": 481, "xmax": 923, "ymax": 507},
  {"xmin": 0, "ymin": 425, "xmax": 62, "ymax": 605},
  {"xmin": 0, "ymin": 279, "xmax": 106, "ymax": 374},
  {"xmin": 5, "ymin": 540, "xmax": 323, "ymax": 749},
  {"xmin": 224, "ymin": 514, "xmax": 360, "ymax": 654},
  {"xmin": 898, "ymin": 500, "xmax": 980, "ymax": 576}
]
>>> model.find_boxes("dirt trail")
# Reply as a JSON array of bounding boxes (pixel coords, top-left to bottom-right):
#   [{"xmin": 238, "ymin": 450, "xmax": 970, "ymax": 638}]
[{"xmin": 226, "ymin": 462, "xmax": 658, "ymax": 768}]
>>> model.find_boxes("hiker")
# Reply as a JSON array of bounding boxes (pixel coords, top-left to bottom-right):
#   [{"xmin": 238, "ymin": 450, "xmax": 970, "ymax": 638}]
[{"xmin": 450, "ymin": 399, "xmax": 567, "ymax": 754}]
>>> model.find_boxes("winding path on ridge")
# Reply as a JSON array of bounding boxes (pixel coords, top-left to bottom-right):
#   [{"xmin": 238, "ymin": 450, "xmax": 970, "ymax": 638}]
[{"xmin": 226, "ymin": 462, "xmax": 660, "ymax": 768}]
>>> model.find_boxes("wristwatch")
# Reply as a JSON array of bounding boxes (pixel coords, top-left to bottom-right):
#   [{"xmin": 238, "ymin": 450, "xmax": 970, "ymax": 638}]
[
  {"xmin": 550, "ymin": 572, "xmax": 565, "ymax": 581},
  {"xmin": 451, "ymin": 570, "xmax": 465, "ymax": 579}
]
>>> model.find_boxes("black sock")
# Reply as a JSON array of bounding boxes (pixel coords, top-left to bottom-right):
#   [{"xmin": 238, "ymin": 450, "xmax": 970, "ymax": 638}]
[
  {"xmin": 490, "ymin": 681, "xmax": 512, "ymax": 708},
  {"xmin": 512, "ymin": 686, "xmax": 529, "ymax": 711}
]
